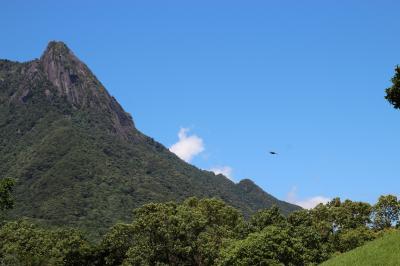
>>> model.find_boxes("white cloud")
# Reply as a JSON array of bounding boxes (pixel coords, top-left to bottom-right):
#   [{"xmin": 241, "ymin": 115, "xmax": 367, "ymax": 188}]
[
  {"xmin": 170, "ymin": 128, "xmax": 235, "ymax": 182},
  {"xmin": 210, "ymin": 166, "xmax": 233, "ymax": 181},
  {"xmin": 170, "ymin": 128, "xmax": 204, "ymax": 162},
  {"xmin": 295, "ymin": 196, "xmax": 331, "ymax": 209},
  {"xmin": 287, "ymin": 186, "xmax": 330, "ymax": 209}
]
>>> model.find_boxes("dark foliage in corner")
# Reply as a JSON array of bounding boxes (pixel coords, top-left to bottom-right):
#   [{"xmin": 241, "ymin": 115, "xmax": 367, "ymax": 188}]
[{"xmin": 385, "ymin": 65, "xmax": 400, "ymax": 108}]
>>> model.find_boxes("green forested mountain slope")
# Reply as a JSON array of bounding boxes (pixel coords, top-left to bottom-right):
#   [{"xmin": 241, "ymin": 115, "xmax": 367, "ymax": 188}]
[{"xmin": 0, "ymin": 41, "xmax": 300, "ymax": 238}]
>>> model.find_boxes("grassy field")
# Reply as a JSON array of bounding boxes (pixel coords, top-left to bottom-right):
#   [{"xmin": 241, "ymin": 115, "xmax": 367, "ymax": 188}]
[{"xmin": 320, "ymin": 230, "xmax": 400, "ymax": 266}]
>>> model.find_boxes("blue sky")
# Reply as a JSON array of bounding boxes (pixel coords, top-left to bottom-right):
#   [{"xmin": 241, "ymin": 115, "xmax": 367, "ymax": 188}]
[{"xmin": 1, "ymin": 1, "xmax": 400, "ymax": 208}]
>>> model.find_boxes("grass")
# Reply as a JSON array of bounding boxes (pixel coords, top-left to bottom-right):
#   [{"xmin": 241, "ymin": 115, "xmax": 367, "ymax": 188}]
[{"xmin": 320, "ymin": 230, "xmax": 400, "ymax": 266}]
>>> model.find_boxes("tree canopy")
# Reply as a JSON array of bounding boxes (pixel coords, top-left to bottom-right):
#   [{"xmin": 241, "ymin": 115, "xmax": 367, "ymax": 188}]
[
  {"xmin": 385, "ymin": 65, "xmax": 400, "ymax": 108},
  {"xmin": 0, "ymin": 195, "xmax": 399, "ymax": 265},
  {"xmin": 0, "ymin": 178, "xmax": 14, "ymax": 212}
]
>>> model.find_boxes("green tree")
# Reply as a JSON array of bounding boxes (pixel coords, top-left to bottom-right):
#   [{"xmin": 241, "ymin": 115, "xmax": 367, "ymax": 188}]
[
  {"xmin": 385, "ymin": 65, "xmax": 400, "ymax": 108},
  {"xmin": 323, "ymin": 198, "xmax": 372, "ymax": 231},
  {"xmin": 0, "ymin": 220, "xmax": 91, "ymax": 266},
  {"xmin": 95, "ymin": 223, "xmax": 137, "ymax": 266},
  {"xmin": 288, "ymin": 209, "xmax": 330, "ymax": 263},
  {"xmin": 249, "ymin": 205, "xmax": 287, "ymax": 232},
  {"xmin": 122, "ymin": 197, "xmax": 244, "ymax": 266},
  {"xmin": 218, "ymin": 226, "xmax": 304, "ymax": 266},
  {"xmin": 373, "ymin": 195, "xmax": 399, "ymax": 230},
  {"xmin": 309, "ymin": 203, "xmax": 334, "ymax": 244},
  {"xmin": 288, "ymin": 209, "xmax": 313, "ymax": 227},
  {"xmin": 334, "ymin": 227, "xmax": 376, "ymax": 253},
  {"xmin": 0, "ymin": 178, "xmax": 15, "ymax": 223},
  {"xmin": 308, "ymin": 198, "xmax": 374, "ymax": 255},
  {"xmin": 0, "ymin": 178, "xmax": 15, "ymax": 212},
  {"xmin": 337, "ymin": 200, "xmax": 371, "ymax": 230}
]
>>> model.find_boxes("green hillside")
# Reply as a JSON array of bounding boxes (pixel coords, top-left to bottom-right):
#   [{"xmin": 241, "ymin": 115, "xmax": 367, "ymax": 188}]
[{"xmin": 321, "ymin": 230, "xmax": 400, "ymax": 266}]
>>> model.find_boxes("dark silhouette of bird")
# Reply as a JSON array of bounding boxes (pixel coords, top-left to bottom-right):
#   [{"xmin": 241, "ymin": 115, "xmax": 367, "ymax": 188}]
[{"xmin": 269, "ymin": 151, "xmax": 278, "ymax": 155}]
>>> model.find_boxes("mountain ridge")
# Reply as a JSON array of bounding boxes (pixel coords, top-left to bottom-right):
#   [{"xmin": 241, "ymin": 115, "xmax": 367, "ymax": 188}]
[{"xmin": 0, "ymin": 41, "xmax": 300, "ymax": 239}]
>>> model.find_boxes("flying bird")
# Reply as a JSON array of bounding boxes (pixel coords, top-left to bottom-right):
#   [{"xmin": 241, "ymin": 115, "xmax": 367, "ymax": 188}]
[{"xmin": 269, "ymin": 151, "xmax": 278, "ymax": 155}]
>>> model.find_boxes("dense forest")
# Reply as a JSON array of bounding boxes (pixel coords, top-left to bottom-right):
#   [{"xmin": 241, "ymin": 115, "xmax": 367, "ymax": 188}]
[{"xmin": 1, "ymin": 177, "xmax": 400, "ymax": 265}]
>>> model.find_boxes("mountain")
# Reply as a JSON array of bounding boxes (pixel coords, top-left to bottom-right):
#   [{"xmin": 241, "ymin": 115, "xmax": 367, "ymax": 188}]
[{"xmin": 0, "ymin": 41, "xmax": 300, "ymax": 239}]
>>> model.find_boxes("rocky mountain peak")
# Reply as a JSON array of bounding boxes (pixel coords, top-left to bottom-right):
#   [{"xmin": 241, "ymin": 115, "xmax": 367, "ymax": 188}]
[
  {"xmin": 42, "ymin": 41, "xmax": 71, "ymax": 57},
  {"xmin": 40, "ymin": 41, "xmax": 95, "ymax": 106},
  {"xmin": 38, "ymin": 41, "xmax": 136, "ymax": 139}
]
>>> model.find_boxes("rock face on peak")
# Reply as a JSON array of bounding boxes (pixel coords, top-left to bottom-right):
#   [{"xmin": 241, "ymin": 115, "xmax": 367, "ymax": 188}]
[
  {"xmin": 40, "ymin": 41, "xmax": 95, "ymax": 105},
  {"xmin": 41, "ymin": 41, "xmax": 104, "ymax": 107},
  {"xmin": 40, "ymin": 41, "xmax": 136, "ymax": 139},
  {"xmin": 41, "ymin": 42, "xmax": 78, "ymax": 90},
  {"xmin": 0, "ymin": 42, "xmax": 300, "ymax": 239}
]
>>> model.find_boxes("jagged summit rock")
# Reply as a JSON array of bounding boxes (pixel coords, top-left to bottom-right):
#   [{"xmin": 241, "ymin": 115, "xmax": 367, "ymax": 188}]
[
  {"xmin": 40, "ymin": 41, "xmax": 91, "ymax": 104},
  {"xmin": 41, "ymin": 41, "xmax": 136, "ymax": 137},
  {"xmin": 41, "ymin": 41, "xmax": 71, "ymax": 58},
  {"xmin": 0, "ymin": 41, "xmax": 300, "ymax": 239}
]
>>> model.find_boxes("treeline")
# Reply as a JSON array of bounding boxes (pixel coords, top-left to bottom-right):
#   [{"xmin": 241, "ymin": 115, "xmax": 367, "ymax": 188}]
[{"xmin": 0, "ymin": 178, "xmax": 399, "ymax": 266}]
